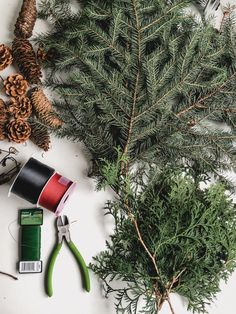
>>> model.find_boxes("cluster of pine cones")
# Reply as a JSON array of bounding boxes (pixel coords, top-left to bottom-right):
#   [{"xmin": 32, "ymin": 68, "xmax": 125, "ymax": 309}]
[{"xmin": 0, "ymin": 0, "xmax": 62, "ymax": 151}]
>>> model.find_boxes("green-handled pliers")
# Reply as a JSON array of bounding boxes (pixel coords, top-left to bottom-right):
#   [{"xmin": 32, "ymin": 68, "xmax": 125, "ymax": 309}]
[{"xmin": 45, "ymin": 215, "xmax": 90, "ymax": 297}]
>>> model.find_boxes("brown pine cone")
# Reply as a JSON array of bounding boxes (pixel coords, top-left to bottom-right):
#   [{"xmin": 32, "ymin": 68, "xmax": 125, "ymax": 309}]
[
  {"xmin": 39, "ymin": 112, "xmax": 63, "ymax": 128},
  {"xmin": 30, "ymin": 87, "xmax": 63, "ymax": 128},
  {"xmin": 29, "ymin": 120, "xmax": 51, "ymax": 151},
  {"xmin": 37, "ymin": 46, "xmax": 59, "ymax": 63},
  {"xmin": 37, "ymin": 46, "xmax": 47, "ymax": 62},
  {"xmin": 7, "ymin": 119, "xmax": 31, "ymax": 143},
  {"xmin": 8, "ymin": 96, "xmax": 32, "ymax": 119},
  {"xmin": 0, "ymin": 99, "xmax": 8, "ymax": 140},
  {"xmin": 12, "ymin": 38, "xmax": 42, "ymax": 84},
  {"xmin": 4, "ymin": 74, "xmax": 28, "ymax": 97},
  {"xmin": 14, "ymin": 0, "xmax": 37, "ymax": 39},
  {"xmin": 0, "ymin": 44, "xmax": 13, "ymax": 71}
]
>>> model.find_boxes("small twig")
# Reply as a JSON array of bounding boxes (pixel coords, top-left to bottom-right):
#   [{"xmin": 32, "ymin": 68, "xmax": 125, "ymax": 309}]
[
  {"xmin": 126, "ymin": 208, "xmax": 160, "ymax": 277},
  {"xmin": 166, "ymin": 293, "xmax": 176, "ymax": 314},
  {"xmin": 167, "ymin": 268, "xmax": 187, "ymax": 291},
  {"xmin": 0, "ymin": 271, "xmax": 18, "ymax": 280},
  {"xmin": 219, "ymin": 5, "xmax": 236, "ymax": 33}
]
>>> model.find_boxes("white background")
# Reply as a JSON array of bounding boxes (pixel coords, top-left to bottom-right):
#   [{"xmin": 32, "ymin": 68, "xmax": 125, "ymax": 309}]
[{"xmin": 0, "ymin": 1, "xmax": 236, "ymax": 314}]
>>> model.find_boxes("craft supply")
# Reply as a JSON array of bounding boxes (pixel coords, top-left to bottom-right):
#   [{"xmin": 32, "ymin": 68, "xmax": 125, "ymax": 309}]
[
  {"xmin": 20, "ymin": 208, "xmax": 43, "ymax": 226},
  {"xmin": 10, "ymin": 157, "xmax": 76, "ymax": 215},
  {"xmin": 0, "ymin": 271, "xmax": 18, "ymax": 280},
  {"xmin": 10, "ymin": 157, "xmax": 54, "ymax": 204},
  {"xmin": 38, "ymin": 173, "xmax": 76, "ymax": 216},
  {"xmin": 0, "ymin": 147, "xmax": 21, "ymax": 185},
  {"xmin": 45, "ymin": 215, "xmax": 90, "ymax": 297},
  {"xmin": 19, "ymin": 209, "xmax": 43, "ymax": 274}
]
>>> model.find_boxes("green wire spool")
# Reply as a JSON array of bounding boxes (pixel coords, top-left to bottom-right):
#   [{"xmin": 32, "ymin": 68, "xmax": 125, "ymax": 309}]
[
  {"xmin": 21, "ymin": 226, "xmax": 41, "ymax": 261},
  {"xmin": 19, "ymin": 209, "xmax": 43, "ymax": 274}
]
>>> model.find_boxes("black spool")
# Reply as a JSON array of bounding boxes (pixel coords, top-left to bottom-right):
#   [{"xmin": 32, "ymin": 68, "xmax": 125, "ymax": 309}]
[{"xmin": 11, "ymin": 157, "xmax": 55, "ymax": 204}]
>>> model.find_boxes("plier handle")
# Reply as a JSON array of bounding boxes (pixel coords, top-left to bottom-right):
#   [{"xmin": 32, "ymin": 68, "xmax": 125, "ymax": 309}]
[{"xmin": 45, "ymin": 215, "xmax": 90, "ymax": 297}]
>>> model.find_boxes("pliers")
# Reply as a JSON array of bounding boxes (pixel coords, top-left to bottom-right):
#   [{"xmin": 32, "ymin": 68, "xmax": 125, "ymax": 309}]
[{"xmin": 45, "ymin": 215, "xmax": 91, "ymax": 297}]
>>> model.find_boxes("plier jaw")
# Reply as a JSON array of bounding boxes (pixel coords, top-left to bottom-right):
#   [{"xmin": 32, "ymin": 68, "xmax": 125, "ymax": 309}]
[{"xmin": 57, "ymin": 215, "xmax": 71, "ymax": 243}]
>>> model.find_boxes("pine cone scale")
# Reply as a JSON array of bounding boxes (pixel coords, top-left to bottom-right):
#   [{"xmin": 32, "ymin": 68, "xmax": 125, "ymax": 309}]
[{"xmin": 0, "ymin": 44, "xmax": 13, "ymax": 71}]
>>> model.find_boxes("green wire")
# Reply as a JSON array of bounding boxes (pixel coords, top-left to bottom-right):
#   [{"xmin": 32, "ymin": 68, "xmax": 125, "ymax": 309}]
[{"xmin": 21, "ymin": 226, "xmax": 41, "ymax": 261}]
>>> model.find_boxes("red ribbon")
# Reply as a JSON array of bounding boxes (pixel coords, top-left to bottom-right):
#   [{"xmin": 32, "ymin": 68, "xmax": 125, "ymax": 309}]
[{"xmin": 38, "ymin": 173, "xmax": 74, "ymax": 213}]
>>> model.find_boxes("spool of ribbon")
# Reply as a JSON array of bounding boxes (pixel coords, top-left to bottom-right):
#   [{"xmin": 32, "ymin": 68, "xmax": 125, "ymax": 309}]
[
  {"xmin": 10, "ymin": 157, "xmax": 76, "ymax": 215},
  {"xmin": 38, "ymin": 173, "xmax": 76, "ymax": 216},
  {"xmin": 10, "ymin": 158, "xmax": 55, "ymax": 204}
]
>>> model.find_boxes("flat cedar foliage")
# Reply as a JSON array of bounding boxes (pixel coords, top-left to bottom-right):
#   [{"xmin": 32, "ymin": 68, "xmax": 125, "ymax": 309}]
[
  {"xmin": 37, "ymin": 0, "xmax": 236, "ymax": 313},
  {"xmin": 94, "ymin": 165, "xmax": 236, "ymax": 313}
]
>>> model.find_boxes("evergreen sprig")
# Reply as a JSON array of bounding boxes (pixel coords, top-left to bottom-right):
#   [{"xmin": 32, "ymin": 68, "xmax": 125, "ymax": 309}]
[
  {"xmin": 37, "ymin": 0, "xmax": 236, "ymax": 179},
  {"xmin": 92, "ymin": 164, "xmax": 236, "ymax": 313}
]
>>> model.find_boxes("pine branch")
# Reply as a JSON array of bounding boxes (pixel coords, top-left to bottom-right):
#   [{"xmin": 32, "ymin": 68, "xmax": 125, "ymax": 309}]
[{"xmin": 37, "ymin": 1, "xmax": 236, "ymax": 313}]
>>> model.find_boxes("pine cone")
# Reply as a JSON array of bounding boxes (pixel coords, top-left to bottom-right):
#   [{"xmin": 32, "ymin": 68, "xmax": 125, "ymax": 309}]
[
  {"xmin": 14, "ymin": 0, "xmax": 37, "ymax": 39},
  {"xmin": 12, "ymin": 38, "xmax": 42, "ymax": 84},
  {"xmin": 39, "ymin": 112, "xmax": 63, "ymax": 128},
  {"xmin": 7, "ymin": 119, "xmax": 31, "ymax": 143},
  {"xmin": 0, "ymin": 44, "xmax": 13, "ymax": 71},
  {"xmin": 29, "ymin": 120, "xmax": 51, "ymax": 151},
  {"xmin": 8, "ymin": 96, "xmax": 32, "ymax": 119},
  {"xmin": 30, "ymin": 87, "xmax": 63, "ymax": 128},
  {"xmin": 4, "ymin": 74, "xmax": 28, "ymax": 97},
  {"xmin": 37, "ymin": 46, "xmax": 59, "ymax": 63},
  {"xmin": 37, "ymin": 46, "xmax": 47, "ymax": 62},
  {"xmin": 0, "ymin": 99, "xmax": 8, "ymax": 140}
]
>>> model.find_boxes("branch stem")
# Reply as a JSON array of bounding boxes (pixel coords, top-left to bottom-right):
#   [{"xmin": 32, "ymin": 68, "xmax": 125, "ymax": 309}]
[{"xmin": 166, "ymin": 294, "xmax": 176, "ymax": 314}]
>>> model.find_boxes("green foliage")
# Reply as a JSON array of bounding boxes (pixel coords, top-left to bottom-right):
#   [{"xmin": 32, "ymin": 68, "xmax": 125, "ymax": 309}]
[
  {"xmin": 37, "ymin": 1, "xmax": 236, "ymax": 313},
  {"xmin": 37, "ymin": 0, "xmax": 236, "ymax": 179},
  {"xmin": 92, "ymin": 166, "xmax": 236, "ymax": 313}
]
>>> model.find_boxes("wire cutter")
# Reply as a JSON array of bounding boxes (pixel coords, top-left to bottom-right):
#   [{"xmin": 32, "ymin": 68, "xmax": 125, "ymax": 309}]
[{"xmin": 45, "ymin": 215, "xmax": 91, "ymax": 297}]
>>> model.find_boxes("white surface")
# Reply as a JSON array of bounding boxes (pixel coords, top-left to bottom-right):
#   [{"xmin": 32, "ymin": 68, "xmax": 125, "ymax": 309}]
[{"xmin": 0, "ymin": 1, "xmax": 236, "ymax": 314}]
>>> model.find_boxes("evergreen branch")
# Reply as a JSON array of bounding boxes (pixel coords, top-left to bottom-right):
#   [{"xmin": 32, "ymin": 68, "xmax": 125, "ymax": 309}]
[
  {"xmin": 176, "ymin": 71, "xmax": 236, "ymax": 117},
  {"xmin": 140, "ymin": 1, "xmax": 188, "ymax": 32}
]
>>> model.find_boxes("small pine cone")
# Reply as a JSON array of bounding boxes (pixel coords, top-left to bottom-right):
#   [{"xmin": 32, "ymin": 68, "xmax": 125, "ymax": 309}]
[
  {"xmin": 37, "ymin": 46, "xmax": 47, "ymax": 62},
  {"xmin": 40, "ymin": 112, "xmax": 63, "ymax": 128},
  {"xmin": 7, "ymin": 119, "xmax": 31, "ymax": 143},
  {"xmin": 188, "ymin": 119, "xmax": 197, "ymax": 127},
  {"xmin": 12, "ymin": 38, "xmax": 42, "ymax": 84},
  {"xmin": 8, "ymin": 96, "xmax": 32, "ymax": 119},
  {"xmin": 4, "ymin": 74, "xmax": 28, "ymax": 97},
  {"xmin": 14, "ymin": 0, "xmax": 37, "ymax": 39},
  {"xmin": 0, "ymin": 44, "xmax": 13, "ymax": 71},
  {"xmin": 30, "ymin": 87, "xmax": 63, "ymax": 128},
  {"xmin": 37, "ymin": 46, "xmax": 59, "ymax": 63},
  {"xmin": 29, "ymin": 121, "xmax": 51, "ymax": 151}
]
